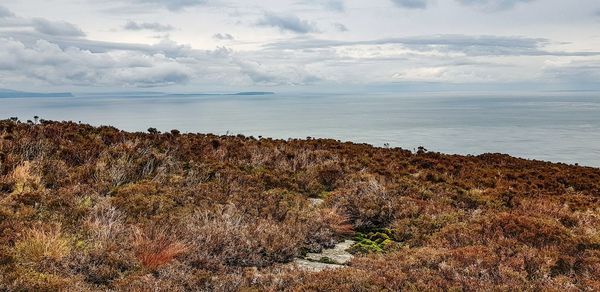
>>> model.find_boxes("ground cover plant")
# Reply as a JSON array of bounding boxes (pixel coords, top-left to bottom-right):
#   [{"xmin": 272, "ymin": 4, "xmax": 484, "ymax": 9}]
[{"xmin": 0, "ymin": 119, "xmax": 599, "ymax": 291}]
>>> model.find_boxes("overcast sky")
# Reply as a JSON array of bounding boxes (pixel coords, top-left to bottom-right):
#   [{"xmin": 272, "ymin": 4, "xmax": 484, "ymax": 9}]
[{"xmin": 0, "ymin": 0, "xmax": 599, "ymax": 92}]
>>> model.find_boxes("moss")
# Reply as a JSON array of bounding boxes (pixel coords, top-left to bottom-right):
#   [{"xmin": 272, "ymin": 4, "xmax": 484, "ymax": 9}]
[
  {"xmin": 349, "ymin": 240, "xmax": 383, "ymax": 254},
  {"xmin": 350, "ymin": 229, "xmax": 397, "ymax": 254}
]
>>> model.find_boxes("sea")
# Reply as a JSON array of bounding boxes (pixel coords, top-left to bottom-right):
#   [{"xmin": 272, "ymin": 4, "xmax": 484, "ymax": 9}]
[{"xmin": 1, "ymin": 91, "xmax": 599, "ymax": 167}]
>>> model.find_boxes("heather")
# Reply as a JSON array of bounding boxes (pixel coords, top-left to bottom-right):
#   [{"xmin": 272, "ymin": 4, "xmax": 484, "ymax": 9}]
[{"xmin": 1, "ymin": 119, "xmax": 599, "ymax": 291}]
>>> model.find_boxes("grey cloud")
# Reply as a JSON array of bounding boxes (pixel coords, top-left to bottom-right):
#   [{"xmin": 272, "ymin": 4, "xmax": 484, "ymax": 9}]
[
  {"xmin": 299, "ymin": 0, "xmax": 345, "ymax": 12},
  {"xmin": 456, "ymin": 0, "xmax": 534, "ymax": 11},
  {"xmin": 115, "ymin": 65, "xmax": 191, "ymax": 87},
  {"xmin": 545, "ymin": 61, "xmax": 600, "ymax": 84},
  {"xmin": 324, "ymin": 0, "xmax": 345, "ymax": 12},
  {"xmin": 213, "ymin": 33, "xmax": 234, "ymax": 40},
  {"xmin": 124, "ymin": 21, "xmax": 175, "ymax": 32},
  {"xmin": 0, "ymin": 5, "xmax": 14, "ymax": 18},
  {"xmin": 333, "ymin": 23, "xmax": 348, "ymax": 32},
  {"xmin": 32, "ymin": 18, "xmax": 85, "ymax": 37},
  {"xmin": 0, "ymin": 8, "xmax": 84, "ymax": 38},
  {"xmin": 257, "ymin": 13, "xmax": 319, "ymax": 34},
  {"xmin": 391, "ymin": 0, "xmax": 429, "ymax": 9},
  {"xmin": 133, "ymin": 0, "xmax": 208, "ymax": 11},
  {"xmin": 263, "ymin": 34, "xmax": 600, "ymax": 57}
]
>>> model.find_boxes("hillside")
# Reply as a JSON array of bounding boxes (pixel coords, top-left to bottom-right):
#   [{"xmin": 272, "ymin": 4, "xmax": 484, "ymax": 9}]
[{"xmin": 0, "ymin": 120, "xmax": 599, "ymax": 291}]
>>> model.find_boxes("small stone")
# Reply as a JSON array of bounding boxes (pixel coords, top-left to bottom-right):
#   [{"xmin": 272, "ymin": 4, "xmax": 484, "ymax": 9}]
[{"xmin": 308, "ymin": 198, "xmax": 325, "ymax": 207}]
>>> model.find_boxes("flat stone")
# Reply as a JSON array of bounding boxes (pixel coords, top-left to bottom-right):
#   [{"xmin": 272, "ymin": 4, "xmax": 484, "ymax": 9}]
[
  {"xmin": 305, "ymin": 240, "xmax": 355, "ymax": 264},
  {"xmin": 292, "ymin": 259, "xmax": 345, "ymax": 272}
]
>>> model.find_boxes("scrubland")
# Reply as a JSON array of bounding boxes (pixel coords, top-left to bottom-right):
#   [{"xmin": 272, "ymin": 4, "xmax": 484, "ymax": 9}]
[{"xmin": 1, "ymin": 119, "xmax": 599, "ymax": 291}]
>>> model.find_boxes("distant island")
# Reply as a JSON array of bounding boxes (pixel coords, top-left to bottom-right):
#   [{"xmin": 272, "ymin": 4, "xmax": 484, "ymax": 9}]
[
  {"xmin": 167, "ymin": 91, "xmax": 275, "ymax": 97},
  {"xmin": 0, "ymin": 89, "xmax": 74, "ymax": 98},
  {"xmin": 233, "ymin": 92, "xmax": 275, "ymax": 96}
]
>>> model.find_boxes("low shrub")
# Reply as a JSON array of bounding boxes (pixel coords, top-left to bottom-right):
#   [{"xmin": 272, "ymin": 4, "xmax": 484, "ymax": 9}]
[{"xmin": 133, "ymin": 225, "xmax": 188, "ymax": 270}]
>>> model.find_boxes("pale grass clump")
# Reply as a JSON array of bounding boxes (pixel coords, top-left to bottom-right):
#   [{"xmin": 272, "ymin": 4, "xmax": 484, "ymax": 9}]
[
  {"xmin": 132, "ymin": 226, "xmax": 189, "ymax": 270},
  {"xmin": 95, "ymin": 153, "xmax": 133, "ymax": 187},
  {"xmin": 14, "ymin": 225, "xmax": 71, "ymax": 263},
  {"xmin": 10, "ymin": 161, "xmax": 42, "ymax": 194},
  {"xmin": 248, "ymin": 144, "xmax": 340, "ymax": 173},
  {"xmin": 85, "ymin": 202, "xmax": 126, "ymax": 249}
]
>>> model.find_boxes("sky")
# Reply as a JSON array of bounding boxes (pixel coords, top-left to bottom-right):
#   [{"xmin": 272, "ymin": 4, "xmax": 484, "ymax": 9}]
[{"xmin": 0, "ymin": 0, "xmax": 599, "ymax": 93}]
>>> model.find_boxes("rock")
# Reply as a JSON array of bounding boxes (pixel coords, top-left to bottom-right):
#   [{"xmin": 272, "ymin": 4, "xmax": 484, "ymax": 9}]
[
  {"xmin": 304, "ymin": 240, "xmax": 355, "ymax": 264},
  {"xmin": 292, "ymin": 259, "xmax": 345, "ymax": 272},
  {"xmin": 292, "ymin": 240, "xmax": 356, "ymax": 272},
  {"xmin": 308, "ymin": 198, "xmax": 325, "ymax": 206}
]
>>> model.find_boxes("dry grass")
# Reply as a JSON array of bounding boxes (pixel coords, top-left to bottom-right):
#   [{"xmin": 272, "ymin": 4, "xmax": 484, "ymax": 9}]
[
  {"xmin": 85, "ymin": 202, "xmax": 126, "ymax": 249},
  {"xmin": 13, "ymin": 225, "xmax": 71, "ymax": 263},
  {"xmin": 10, "ymin": 161, "xmax": 41, "ymax": 194}
]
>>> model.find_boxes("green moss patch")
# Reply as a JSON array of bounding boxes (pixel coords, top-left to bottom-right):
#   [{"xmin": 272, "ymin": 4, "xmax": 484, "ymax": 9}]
[{"xmin": 350, "ymin": 229, "xmax": 397, "ymax": 254}]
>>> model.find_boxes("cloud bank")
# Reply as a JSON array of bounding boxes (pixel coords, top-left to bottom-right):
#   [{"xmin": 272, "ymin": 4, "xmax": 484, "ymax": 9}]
[{"xmin": 0, "ymin": 0, "xmax": 598, "ymax": 91}]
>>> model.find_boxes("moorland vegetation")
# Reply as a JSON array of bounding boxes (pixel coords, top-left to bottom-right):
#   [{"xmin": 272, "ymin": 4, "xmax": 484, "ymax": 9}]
[{"xmin": 0, "ymin": 119, "xmax": 599, "ymax": 291}]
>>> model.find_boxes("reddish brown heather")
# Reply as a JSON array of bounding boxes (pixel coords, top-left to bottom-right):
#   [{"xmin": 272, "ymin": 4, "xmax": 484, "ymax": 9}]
[{"xmin": 0, "ymin": 119, "xmax": 599, "ymax": 291}]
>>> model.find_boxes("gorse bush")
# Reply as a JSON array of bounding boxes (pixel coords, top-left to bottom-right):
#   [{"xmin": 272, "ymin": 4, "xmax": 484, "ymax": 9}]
[{"xmin": 0, "ymin": 120, "xmax": 599, "ymax": 291}]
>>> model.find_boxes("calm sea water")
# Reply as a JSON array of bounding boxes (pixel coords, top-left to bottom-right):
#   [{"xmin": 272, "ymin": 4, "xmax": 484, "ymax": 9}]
[{"xmin": 1, "ymin": 92, "xmax": 599, "ymax": 167}]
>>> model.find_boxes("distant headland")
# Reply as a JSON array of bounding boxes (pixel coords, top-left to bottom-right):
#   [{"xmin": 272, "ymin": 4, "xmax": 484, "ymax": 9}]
[
  {"xmin": 0, "ymin": 89, "xmax": 275, "ymax": 98},
  {"xmin": 0, "ymin": 89, "xmax": 74, "ymax": 98}
]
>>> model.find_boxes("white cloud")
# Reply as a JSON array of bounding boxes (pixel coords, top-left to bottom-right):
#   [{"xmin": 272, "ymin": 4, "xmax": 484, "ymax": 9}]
[
  {"xmin": 393, "ymin": 67, "xmax": 447, "ymax": 80},
  {"xmin": 0, "ymin": 38, "xmax": 192, "ymax": 87}
]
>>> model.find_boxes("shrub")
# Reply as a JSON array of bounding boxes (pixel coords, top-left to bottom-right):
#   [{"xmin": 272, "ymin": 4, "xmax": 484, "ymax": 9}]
[
  {"xmin": 133, "ymin": 225, "xmax": 189, "ymax": 270},
  {"xmin": 328, "ymin": 173, "xmax": 396, "ymax": 230}
]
